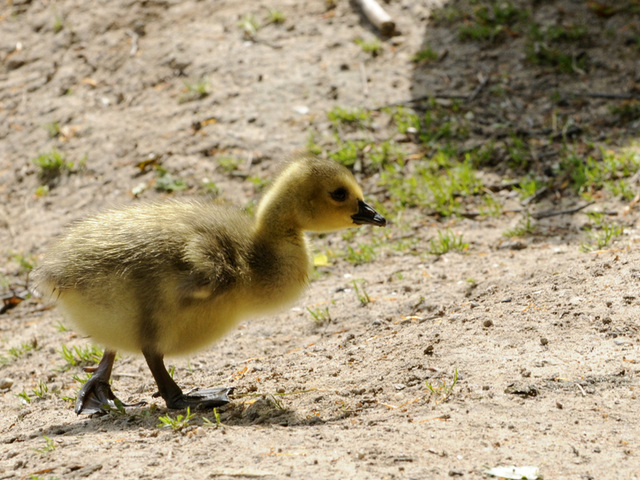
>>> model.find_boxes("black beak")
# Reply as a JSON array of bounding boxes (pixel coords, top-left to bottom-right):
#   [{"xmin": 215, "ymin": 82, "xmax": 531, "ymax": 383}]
[{"xmin": 351, "ymin": 200, "xmax": 386, "ymax": 227}]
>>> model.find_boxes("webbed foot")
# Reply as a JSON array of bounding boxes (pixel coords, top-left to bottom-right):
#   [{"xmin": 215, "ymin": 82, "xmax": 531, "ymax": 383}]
[
  {"xmin": 163, "ymin": 387, "xmax": 234, "ymax": 410},
  {"xmin": 74, "ymin": 349, "xmax": 146, "ymax": 415}
]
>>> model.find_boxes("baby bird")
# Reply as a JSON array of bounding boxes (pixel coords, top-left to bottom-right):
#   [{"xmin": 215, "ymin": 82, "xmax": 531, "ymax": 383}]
[{"xmin": 35, "ymin": 154, "xmax": 386, "ymax": 414}]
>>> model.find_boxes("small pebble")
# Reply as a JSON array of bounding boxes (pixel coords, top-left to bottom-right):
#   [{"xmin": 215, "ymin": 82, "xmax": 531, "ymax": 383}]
[
  {"xmin": 276, "ymin": 386, "xmax": 285, "ymax": 394},
  {"xmin": 0, "ymin": 378, "xmax": 14, "ymax": 389},
  {"xmin": 424, "ymin": 345, "xmax": 434, "ymax": 355},
  {"xmin": 540, "ymin": 337, "xmax": 549, "ymax": 346},
  {"xmin": 483, "ymin": 319, "xmax": 493, "ymax": 328}
]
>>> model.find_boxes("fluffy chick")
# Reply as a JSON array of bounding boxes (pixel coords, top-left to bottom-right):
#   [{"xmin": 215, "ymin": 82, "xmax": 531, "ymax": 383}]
[{"xmin": 35, "ymin": 154, "xmax": 386, "ymax": 414}]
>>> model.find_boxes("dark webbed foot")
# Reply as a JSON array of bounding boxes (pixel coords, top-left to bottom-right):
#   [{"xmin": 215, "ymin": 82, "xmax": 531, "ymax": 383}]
[
  {"xmin": 143, "ymin": 349, "xmax": 233, "ymax": 410},
  {"xmin": 75, "ymin": 350, "xmax": 145, "ymax": 415},
  {"xmin": 160, "ymin": 387, "xmax": 234, "ymax": 410}
]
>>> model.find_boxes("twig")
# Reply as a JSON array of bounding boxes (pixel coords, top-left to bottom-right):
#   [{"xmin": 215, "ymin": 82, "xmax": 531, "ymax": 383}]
[
  {"xmin": 359, "ymin": 62, "xmax": 369, "ymax": 98},
  {"xmin": 125, "ymin": 30, "xmax": 139, "ymax": 57},
  {"xmin": 531, "ymin": 201, "xmax": 595, "ymax": 220},
  {"xmin": 521, "ymin": 186, "xmax": 549, "ymax": 206},
  {"xmin": 573, "ymin": 92, "xmax": 639, "ymax": 100},
  {"xmin": 354, "ymin": 0, "xmax": 395, "ymax": 36},
  {"xmin": 468, "ymin": 72, "xmax": 489, "ymax": 102}
]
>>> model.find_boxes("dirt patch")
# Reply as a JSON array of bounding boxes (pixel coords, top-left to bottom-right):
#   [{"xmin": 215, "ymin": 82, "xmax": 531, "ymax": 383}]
[{"xmin": 2, "ymin": 1, "xmax": 640, "ymax": 479}]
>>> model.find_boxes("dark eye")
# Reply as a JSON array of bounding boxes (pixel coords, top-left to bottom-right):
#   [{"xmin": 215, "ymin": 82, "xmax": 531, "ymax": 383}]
[{"xmin": 330, "ymin": 187, "xmax": 348, "ymax": 202}]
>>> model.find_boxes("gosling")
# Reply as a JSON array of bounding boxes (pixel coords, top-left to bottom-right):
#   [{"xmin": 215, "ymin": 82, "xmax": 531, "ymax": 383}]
[{"xmin": 35, "ymin": 155, "xmax": 386, "ymax": 414}]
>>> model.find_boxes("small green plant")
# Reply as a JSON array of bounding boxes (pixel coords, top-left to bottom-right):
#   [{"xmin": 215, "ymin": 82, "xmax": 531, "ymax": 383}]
[
  {"xmin": 478, "ymin": 195, "xmax": 502, "ymax": 218},
  {"xmin": 515, "ymin": 176, "xmax": 545, "ymax": 201},
  {"xmin": 428, "ymin": 230, "xmax": 468, "ymax": 255},
  {"xmin": 157, "ymin": 407, "xmax": 195, "ymax": 431},
  {"xmin": 56, "ymin": 320, "xmax": 69, "ymax": 332},
  {"xmin": 203, "ymin": 408, "xmax": 222, "ymax": 427},
  {"xmin": 307, "ymin": 306, "xmax": 331, "ymax": 326},
  {"xmin": 344, "ymin": 243, "xmax": 377, "ymax": 265},
  {"xmin": 11, "ymin": 252, "xmax": 35, "ymax": 274},
  {"xmin": 168, "ymin": 364, "xmax": 176, "ymax": 379},
  {"xmin": 355, "ymin": 38, "xmax": 382, "ymax": 56},
  {"xmin": 33, "ymin": 436, "xmax": 56, "ymax": 455},
  {"xmin": 238, "ymin": 13, "xmax": 260, "ymax": 39},
  {"xmin": 32, "ymin": 381, "xmax": 50, "ymax": 400},
  {"xmin": 200, "ymin": 178, "xmax": 219, "ymax": 196},
  {"xmin": 179, "ymin": 77, "xmax": 210, "ymax": 104},
  {"xmin": 503, "ymin": 216, "xmax": 536, "ymax": 238},
  {"xmin": 526, "ymin": 42, "xmax": 586, "ymax": 74},
  {"xmin": 611, "ymin": 100, "xmax": 640, "ymax": 122},
  {"xmin": 248, "ymin": 175, "xmax": 268, "ymax": 192},
  {"xmin": 155, "ymin": 166, "xmax": 187, "ymax": 193},
  {"xmin": 33, "ymin": 148, "xmax": 74, "ymax": 180},
  {"xmin": 53, "ymin": 14, "xmax": 64, "ymax": 33},
  {"xmin": 425, "ymin": 368, "xmax": 458, "ymax": 402},
  {"xmin": 581, "ymin": 213, "xmax": 624, "ymax": 252},
  {"xmin": 352, "ymin": 280, "xmax": 371, "ymax": 306},
  {"xmin": 458, "ymin": 1, "xmax": 526, "ymax": 43},
  {"xmin": 17, "ymin": 390, "xmax": 31, "ymax": 404},
  {"xmin": 71, "ymin": 372, "xmax": 92, "ymax": 386},
  {"xmin": 43, "ymin": 121, "xmax": 61, "ymax": 138},
  {"xmin": 266, "ymin": 8, "xmax": 286, "ymax": 24},
  {"xmin": 60, "ymin": 344, "xmax": 103, "ymax": 368},
  {"xmin": 35, "ymin": 185, "xmax": 50, "ymax": 197},
  {"xmin": 8, "ymin": 339, "xmax": 38, "ymax": 359},
  {"xmin": 327, "ymin": 106, "xmax": 371, "ymax": 129},
  {"xmin": 217, "ymin": 156, "xmax": 241, "ymax": 173},
  {"xmin": 412, "ymin": 46, "xmax": 439, "ymax": 63}
]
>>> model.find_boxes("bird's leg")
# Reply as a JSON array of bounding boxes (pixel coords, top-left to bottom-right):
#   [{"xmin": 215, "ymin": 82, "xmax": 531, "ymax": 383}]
[
  {"xmin": 142, "ymin": 348, "xmax": 233, "ymax": 410},
  {"xmin": 75, "ymin": 350, "xmax": 146, "ymax": 415}
]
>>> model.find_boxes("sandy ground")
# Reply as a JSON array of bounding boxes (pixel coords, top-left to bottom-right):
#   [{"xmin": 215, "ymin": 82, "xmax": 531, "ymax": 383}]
[{"xmin": 2, "ymin": 0, "xmax": 640, "ymax": 479}]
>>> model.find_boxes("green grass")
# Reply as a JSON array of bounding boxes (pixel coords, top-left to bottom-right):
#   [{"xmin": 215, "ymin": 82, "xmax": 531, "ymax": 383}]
[
  {"xmin": 428, "ymin": 230, "xmax": 468, "ymax": 255},
  {"xmin": 60, "ymin": 344, "xmax": 103, "ymax": 369},
  {"xmin": 157, "ymin": 408, "xmax": 196, "ymax": 430},
  {"xmin": 556, "ymin": 149, "xmax": 640, "ymax": 200},
  {"xmin": 202, "ymin": 408, "xmax": 223, "ymax": 428},
  {"xmin": 344, "ymin": 243, "xmax": 377, "ymax": 265},
  {"xmin": 43, "ymin": 121, "xmax": 61, "ymax": 138},
  {"xmin": 352, "ymin": 280, "xmax": 371, "ymax": 306},
  {"xmin": 611, "ymin": 100, "xmax": 640, "ymax": 122},
  {"xmin": 8, "ymin": 340, "xmax": 38, "ymax": 360},
  {"xmin": 200, "ymin": 178, "xmax": 219, "ymax": 196},
  {"xmin": 412, "ymin": 46, "xmax": 439, "ymax": 63},
  {"xmin": 33, "ymin": 436, "xmax": 56, "ymax": 455},
  {"xmin": 458, "ymin": 1, "xmax": 527, "ymax": 43},
  {"xmin": 307, "ymin": 306, "xmax": 331, "ymax": 326},
  {"xmin": 580, "ymin": 213, "xmax": 624, "ymax": 252},
  {"xmin": 155, "ymin": 166, "xmax": 187, "ymax": 192},
  {"xmin": 179, "ymin": 77, "xmax": 210, "ymax": 104},
  {"xmin": 425, "ymin": 368, "xmax": 458, "ymax": 402},
  {"xmin": 503, "ymin": 216, "xmax": 536, "ymax": 238},
  {"xmin": 380, "ymin": 153, "xmax": 482, "ymax": 216},
  {"xmin": 217, "ymin": 155, "xmax": 241, "ymax": 173},
  {"xmin": 32, "ymin": 148, "xmax": 75, "ymax": 180},
  {"xmin": 355, "ymin": 38, "xmax": 382, "ymax": 56},
  {"xmin": 53, "ymin": 15, "xmax": 64, "ymax": 34},
  {"xmin": 266, "ymin": 8, "xmax": 286, "ymax": 25},
  {"xmin": 238, "ymin": 13, "xmax": 260, "ymax": 39},
  {"xmin": 514, "ymin": 176, "xmax": 545, "ymax": 201},
  {"xmin": 327, "ymin": 106, "xmax": 371, "ymax": 129},
  {"xmin": 10, "ymin": 252, "xmax": 35, "ymax": 274}
]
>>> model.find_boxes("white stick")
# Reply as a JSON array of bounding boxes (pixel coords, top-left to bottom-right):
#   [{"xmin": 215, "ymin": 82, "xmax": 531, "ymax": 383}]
[{"xmin": 355, "ymin": 0, "xmax": 396, "ymax": 36}]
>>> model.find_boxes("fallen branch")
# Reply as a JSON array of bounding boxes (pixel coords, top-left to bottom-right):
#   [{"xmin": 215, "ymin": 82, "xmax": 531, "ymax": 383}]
[
  {"xmin": 531, "ymin": 201, "xmax": 595, "ymax": 219},
  {"xmin": 354, "ymin": 0, "xmax": 395, "ymax": 36}
]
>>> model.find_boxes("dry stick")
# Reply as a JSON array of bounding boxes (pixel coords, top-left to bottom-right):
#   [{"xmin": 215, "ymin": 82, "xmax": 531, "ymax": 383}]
[
  {"xmin": 354, "ymin": 0, "xmax": 395, "ymax": 36},
  {"xmin": 531, "ymin": 201, "xmax": 595, "ymax": 220},
  {"xmin": 468, "ymin": 72, "xmax": 489, "ymax": 102},
  {"xmin": 573, "ymin": 92, "xmax": 639, "ymax": 100}
]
